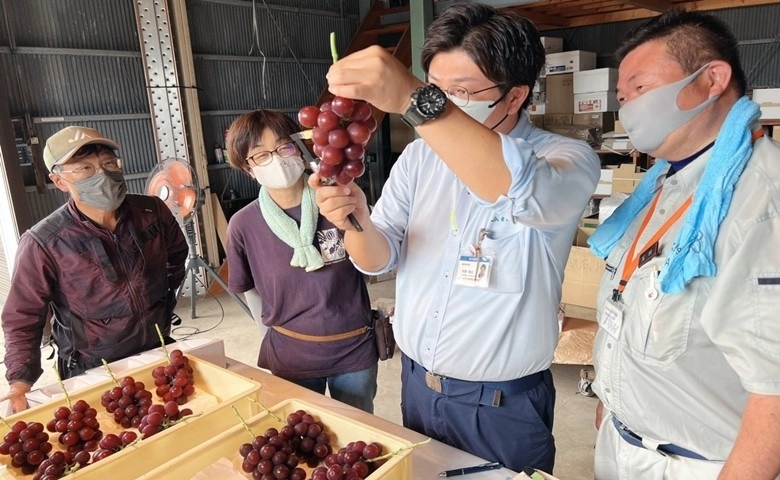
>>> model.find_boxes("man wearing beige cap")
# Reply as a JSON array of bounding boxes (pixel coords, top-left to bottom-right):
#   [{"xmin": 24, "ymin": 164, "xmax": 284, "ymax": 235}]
[{"xmin": 1, "ymin": 126, "xmax": 188, "ymax": 413}]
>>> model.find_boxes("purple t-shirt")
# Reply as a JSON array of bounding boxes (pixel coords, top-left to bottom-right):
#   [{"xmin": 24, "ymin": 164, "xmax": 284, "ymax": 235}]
[{"xmin": 226, "ymin": 200, "xmax": 376, "ymax": 379}]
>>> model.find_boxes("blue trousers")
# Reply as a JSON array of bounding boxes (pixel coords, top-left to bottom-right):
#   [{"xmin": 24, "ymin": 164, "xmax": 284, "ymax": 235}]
[
  {"xmin": 287, "ymin": 363, "xmax": 378, "ymax": 414},
  {"xmin": 401, "ymin": 354, "xmax": 556, "ymax": 473}
]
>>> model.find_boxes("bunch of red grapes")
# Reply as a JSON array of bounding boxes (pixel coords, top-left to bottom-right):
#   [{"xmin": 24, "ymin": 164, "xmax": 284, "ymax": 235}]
[
  {"xmin": 297, "ymin": 97, "xmax": 377, "ymax": 186},
  {"xmin": 100, "ymin": 375, "xmax": 154, "ymax": 429},
  {"xmin": 33, "ymin": 450, "xmax": 90, "ymax": 480},
  {"xmin": 91, "ymin": 430, "xmax": 138, "ymax": 462},
  {"xmin": 152, "ymin": 349, "xmax": 195, "ymax": 405},
  {"xmin": 138, "ymin": 401, "xmax": 193, "ymax": 439},
  {"xmin": 0, "ymin": 420, "xmax": 53, "ymax": 474},
  {"xmin": 314, "ymin": 440, "xmax": 385, "ymax": 480},
  {"xmin": 45, "ymin": 400, "xmax": 102, "ymax": 455},
  {"xmin": 238, "ymin": 409, "xmax": 332, "ymax": 480}
]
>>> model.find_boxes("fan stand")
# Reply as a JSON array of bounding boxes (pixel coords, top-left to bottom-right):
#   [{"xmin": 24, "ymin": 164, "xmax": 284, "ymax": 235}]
[{"xmin": 178, "ymin": 221, "xmax": 252, "ymax": 319}]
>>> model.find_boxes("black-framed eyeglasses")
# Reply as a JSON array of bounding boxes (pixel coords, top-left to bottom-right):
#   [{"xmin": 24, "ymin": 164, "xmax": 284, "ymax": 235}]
[
  {"xmin": 246, "ymin": 142, "xmax": 299, "ymax": 167},
  {"xmin": 56, "ymin": 158, "xmax": 123, "ymax": 178},
  {"xmin": 445, "ymin": 84, "xmax": 504, "ymax": 107}
]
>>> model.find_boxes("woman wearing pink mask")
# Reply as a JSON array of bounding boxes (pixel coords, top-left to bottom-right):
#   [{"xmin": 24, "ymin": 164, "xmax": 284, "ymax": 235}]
[{"xmin": 224, "ymin": 110, "xmax": 378, "ymax": 413}]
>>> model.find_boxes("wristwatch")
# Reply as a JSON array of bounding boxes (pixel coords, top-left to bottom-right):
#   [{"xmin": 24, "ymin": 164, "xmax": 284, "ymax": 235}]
[{"xmin": 401, "ymin": 84, "xmax": 447, "ymax": 128}]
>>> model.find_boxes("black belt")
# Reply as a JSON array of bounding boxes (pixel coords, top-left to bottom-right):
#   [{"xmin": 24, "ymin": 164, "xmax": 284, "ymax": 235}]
[
  {"xmin": 405, "ymin": 355, "xmax": 545, "ymax": 407},
  {"xmin": 612, "ymin": 416, "xmax": 708, "ymax": 461}
]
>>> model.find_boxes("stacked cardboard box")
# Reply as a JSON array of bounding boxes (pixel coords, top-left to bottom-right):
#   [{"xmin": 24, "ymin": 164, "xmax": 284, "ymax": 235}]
[
  {"xmin": 573, "ymin": 68, "xmax": 619, "ymax": 114},
  {"xmin": 611, "ymin": 163, "xmax": 644, "ymax": 194},
  {"xmin": 561, "ymin": 227, "xmax": 606, "ymax": 310}
]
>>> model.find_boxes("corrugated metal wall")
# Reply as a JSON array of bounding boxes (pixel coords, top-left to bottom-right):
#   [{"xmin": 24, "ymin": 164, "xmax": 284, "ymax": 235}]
[
  {"xmin": 0, "ymin": 0, "xmax": 359, "ymax": 225},
  {"xmin": 0, "ymin": 0, "xmax": 776, "ymax": 267},
  {"xmin": 543, "ymin": 4, "xmax": 780, "ymax": 88},
  {"xmin": 188, "ymin": 0, "xmax": 360, "ymax": 202}
]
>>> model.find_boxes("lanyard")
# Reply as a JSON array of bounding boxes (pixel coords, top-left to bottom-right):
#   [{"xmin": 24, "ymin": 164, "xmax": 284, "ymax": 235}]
[{"xmin": 612, "ymin": 190, "xmax": 692, "ymax": 301}]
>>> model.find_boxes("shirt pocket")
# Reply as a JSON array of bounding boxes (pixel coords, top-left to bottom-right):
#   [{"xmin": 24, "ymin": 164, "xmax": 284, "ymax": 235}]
[
  {"xmin": 478, "ymin": 226, "xmax": 526, "ymax": 293},
  {"xmin": 753, "ymin": 274, "xmax": 780, "ymax": 361},
  {"xmin": 622, "ymin": 263, "xmax": 694, "ymax": 366}
]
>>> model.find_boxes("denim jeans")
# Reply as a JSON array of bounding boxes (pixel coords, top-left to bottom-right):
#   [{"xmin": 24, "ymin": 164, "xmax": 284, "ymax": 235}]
[{"xmin": 287, "ymin": 363, "xmax": 378, "ymax": 414}]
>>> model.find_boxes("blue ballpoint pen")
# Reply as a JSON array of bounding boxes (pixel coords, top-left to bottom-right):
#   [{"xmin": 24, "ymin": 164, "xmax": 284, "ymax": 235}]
[{"xmin": 438, "ymin": 462, "xmax": 503, "ymax": 477}]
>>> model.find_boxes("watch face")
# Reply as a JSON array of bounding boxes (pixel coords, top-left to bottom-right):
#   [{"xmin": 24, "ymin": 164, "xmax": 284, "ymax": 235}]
[{"xmin": 417, "ymin": 86, "xmax": 446, "ymax": 117}]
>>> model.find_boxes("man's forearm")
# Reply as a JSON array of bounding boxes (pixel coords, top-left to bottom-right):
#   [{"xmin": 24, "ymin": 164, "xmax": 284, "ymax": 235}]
[
  {"xmin": 719, "ymin": 393, "xmax": 780, "ymax": 479},
  {"xmin": 344, "ymin": 224, "xmax": 391, "ymax": 273}
]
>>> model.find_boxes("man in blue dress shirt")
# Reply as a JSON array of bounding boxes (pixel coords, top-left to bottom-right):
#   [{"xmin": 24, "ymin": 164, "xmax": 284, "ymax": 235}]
[{"xmin": 312, "ymin": 3, "xmax": 599, "ymax": 472}]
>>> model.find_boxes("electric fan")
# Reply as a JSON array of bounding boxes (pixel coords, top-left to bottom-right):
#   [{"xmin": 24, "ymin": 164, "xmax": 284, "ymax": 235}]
[{"xmin": 145, "ymin": 158, "xmax": 251, "ymax": 319}]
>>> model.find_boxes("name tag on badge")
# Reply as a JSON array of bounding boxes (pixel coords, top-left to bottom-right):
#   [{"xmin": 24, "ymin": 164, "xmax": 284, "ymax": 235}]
[
  {"xmin": 601, "ymin": 299, "xmax": 624, "ymax": 339},
  {"xmin": 454, "ymin": 255, "xmax": 492, "ymax": 288}
]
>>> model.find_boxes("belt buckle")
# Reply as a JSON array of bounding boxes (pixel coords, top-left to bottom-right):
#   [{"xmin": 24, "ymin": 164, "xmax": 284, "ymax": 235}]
[{"xmin": 425, "ymin": 371, "xmax": 443, "ymax": 393}]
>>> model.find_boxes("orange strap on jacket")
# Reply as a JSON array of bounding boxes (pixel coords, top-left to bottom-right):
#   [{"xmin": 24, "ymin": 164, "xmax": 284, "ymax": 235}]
[{"xmin": 615, "ymin": 191, "xmax": 692, "ymax": 298}]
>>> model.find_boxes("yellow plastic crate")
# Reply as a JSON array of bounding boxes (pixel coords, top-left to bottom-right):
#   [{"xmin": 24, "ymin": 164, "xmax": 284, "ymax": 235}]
[
  {"xmin": 0, "ymin": 355, "xmax": 261, "ymax": 479},
  {"xmin": 139, "ymin": 398, "xmax": 413, "ymax": 480}
]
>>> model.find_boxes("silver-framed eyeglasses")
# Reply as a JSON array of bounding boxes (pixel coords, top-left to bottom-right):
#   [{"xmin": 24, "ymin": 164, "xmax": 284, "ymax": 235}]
[
  {"xmin": 246, "ymin": 142, "xmax": 299, "ymax": 167},
  {"xmin": 445, "ymin": 84, "xmax": 504, "ymax": 107},
  {"xmin": 56, "ymin": 158, "xmax": 123, "ymax": 178}
]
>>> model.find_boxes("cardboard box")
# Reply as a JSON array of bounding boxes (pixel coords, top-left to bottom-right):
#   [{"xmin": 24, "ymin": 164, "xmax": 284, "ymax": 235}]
[
  {"xmin": 544, "ymin": 113, "xmax": 573, "ymax": 126},
  {"xmin": 2, "ymin": 356, "xmax": 262, "ymax": 479},
  {"xmin": 369, "ymin": 268, "xmax": 396, "ymax": 284},
  {"xmin": 752, "ymin": 88, "xmax": 780, "ymax": 119},
  {"xmin": 613, "ymin": 119, "xmax": 626, "ymax": 134},
  {"xmin": 546, "ymin": 125, "xmax": 600, "ymax": 145},
  {"xmin": 594, "ymin": 169, "xmax": 613, "ymax": 196},
  {"xmin": 528, "ymin": 103, "xmax": 546, "ymax": 115},
  {"xmin": 545, "ymin": 73, "xmax": 574, "ymax": 114},
  {"xmin": 562, "ymin": 227, "xmax": 606, "ymax": 309},
  {"xmin": 574, "ymin": 68, "xmax": 618, "ymax": 94},
  {"xmin": 610, "ymin": 163, "xmax": 644, "ymax": 194},
  {"xmin": 575, "ymin": 91, "xmax": 620, "ymax": 113},
  {"xmin": 139, "ymin": 398, "xmax": 413, "ymax": 480},
  {"xmin": 540, "ymin": 36, "xmax": 563, "ymax": 54},
  {"xmin": 573, "ymin": 112, "xmax": 616, "ymax": 133},
  {"xmin": 554, "ymin": 317, "xmax": 598, "ymax": 365},
  {"xmin": 546, "ymin": 50, "xmax": 597, "ymax": 76},
  {"xmin": 528, "ymin": 114, "xmax": 545, "ymax": 129}
]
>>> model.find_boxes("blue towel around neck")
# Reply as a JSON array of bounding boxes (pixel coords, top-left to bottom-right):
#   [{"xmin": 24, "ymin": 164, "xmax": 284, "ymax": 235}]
[{"xmin": 588, "ymin": 96, "xmax": 761, "ymax": 295}]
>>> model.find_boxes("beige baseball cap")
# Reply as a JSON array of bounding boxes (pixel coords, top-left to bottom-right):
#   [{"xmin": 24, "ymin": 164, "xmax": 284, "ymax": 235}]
[{"xmin": 43, "ymin": 126, "xmax": 120, "ymax": 172}]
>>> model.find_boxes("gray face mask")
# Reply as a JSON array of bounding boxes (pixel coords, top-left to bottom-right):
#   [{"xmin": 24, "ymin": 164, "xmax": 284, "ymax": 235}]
[
  {"xmin": 73, "ymin": 171, "xmax": 127, "ymax": 211},
  {"xmin": 619, "ymin": 64, "xmax": 718, "ymax": 153}
]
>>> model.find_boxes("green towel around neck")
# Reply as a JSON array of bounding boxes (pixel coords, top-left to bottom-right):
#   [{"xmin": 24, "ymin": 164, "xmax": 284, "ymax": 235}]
[{"xmin": 259, "ymin": 180, "xmax": 324, "ymax": 272}]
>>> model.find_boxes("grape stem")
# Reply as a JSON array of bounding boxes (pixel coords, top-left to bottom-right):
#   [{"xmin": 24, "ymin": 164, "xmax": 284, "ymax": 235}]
[
  {"xmin": 232, "ymin": 405, "xmax": 257, "ymax": 441},
  {"xmin": 53, "ymin": 365, "xmax": 73, "ymax": 410},
  {"xmin": 365, "ymin": 438, "xmax": 432, "ymax": 463},
  {"xmin": 0, "ymin": 417, "xmax": 10, "ymax": 430},
  {"xmin": 162, "ymin": 411, "xmax": 202, "ymax": 429},
  {"xmin": 155, "ymin": 323, "xmax": 171, "ymax": 363},
  {"xmin": 330, "ymin": 32, "xmax": 338, "ymax": 64},
  {"xmin": 101, "ymin": 358, "xmax": 120, "ymax": 387},
  {"xmin": 247, "ymin": 397, "xmax": 283, "ymax": 423}
]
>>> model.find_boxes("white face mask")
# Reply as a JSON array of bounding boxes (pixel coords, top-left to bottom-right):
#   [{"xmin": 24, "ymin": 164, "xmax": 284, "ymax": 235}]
[
  {"xmin": 251, "ymin": 154, "xmax": 304, "ymax": 189},
  {"xmin": 619, "ymin": 64, "xmax": 718, "ymax": 153},
  {"xmin": 455, "ymin": 98, "xmax": 497, "ymax": 124}
]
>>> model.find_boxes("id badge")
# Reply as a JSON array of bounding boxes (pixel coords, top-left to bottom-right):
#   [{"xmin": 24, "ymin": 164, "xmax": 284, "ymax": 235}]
[
  {"xmin": 601, "ymin": 299, "xmax": 624, "ymax": 339},
  {"xmin": 454, "ymin": 255, "xmax": 492, "ymax": 288}
]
